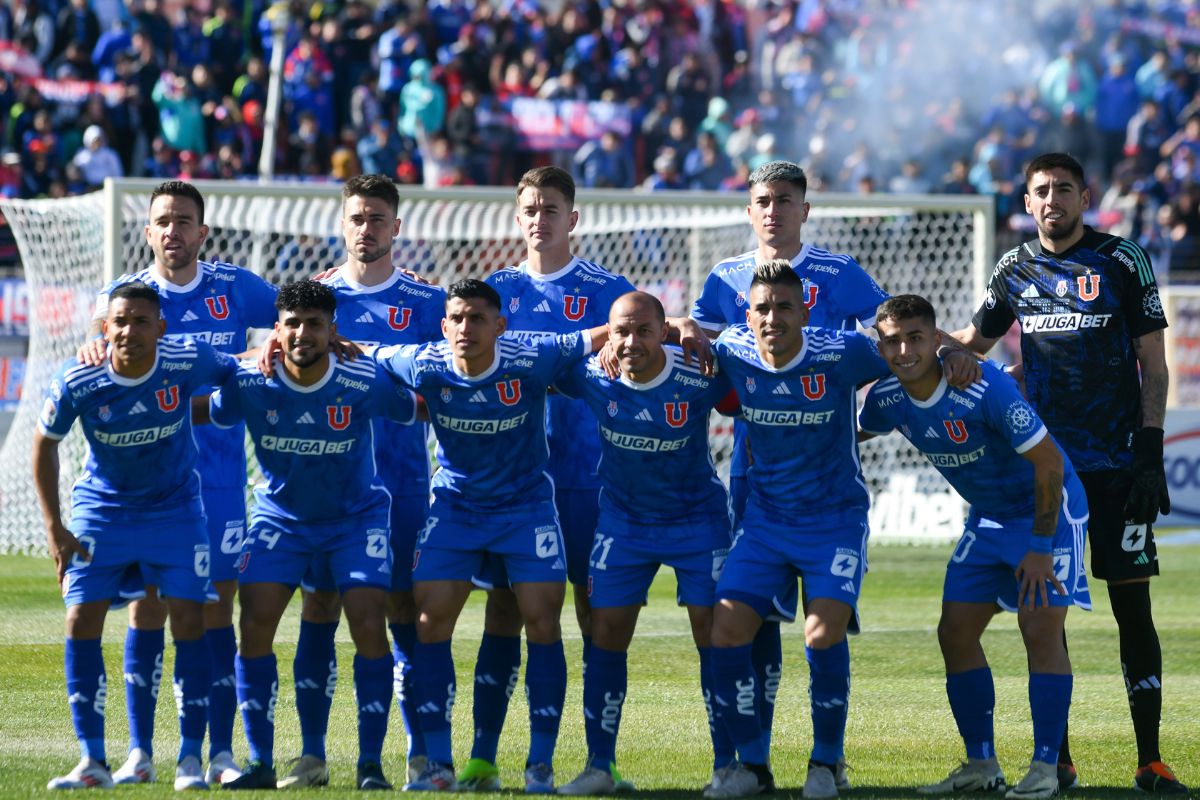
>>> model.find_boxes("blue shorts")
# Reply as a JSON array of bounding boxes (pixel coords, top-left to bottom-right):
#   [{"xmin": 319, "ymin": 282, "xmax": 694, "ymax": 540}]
[
  {"xmin": 947, "ymin": 506, "xmax": 1092, "ymax": 612},
  {"xmin": 415, "ymin": 499, "xmax": 566, "ymax": 585},
  {"xmin": 302, "ymin": 492, "xmax": 428, "ymax": 594},
  {"xmin": 587, "ymin": 522, "xmax": 731, "ymax": 609},
  {"xmin": 556, "ymin": 486, "xmax": 599, "ymax": 586},
  {"xmin": 203, "ymin": 485, "xmax": 248, "ymax": 584},
  {"xmin": 239, "ymin": 510, "xmax": 392, "ymax": 593},
  {"xmin": 728, "ymin": 478, "xmax": 799, "ymax": 623},
  {"xmin": 63, "ymin": 513, "xmax": 213, "ymax": 607},
  {"xmin": 718, "ymin": 506, "xmax": 869, "ymax": 625}
]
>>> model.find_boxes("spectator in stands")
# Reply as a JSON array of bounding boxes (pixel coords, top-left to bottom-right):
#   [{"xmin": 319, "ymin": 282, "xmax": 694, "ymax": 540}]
[
  {"xmin": 54, "ymin": 0, "xmax": 101, "ymax": 63},
  {"xmin": 397, "ymin": 59, "xmax": 445, "ymax": 142},
  {"xmin": 575, "ymin": 130, "xmax": 636, "ymax": 189},
  {"xmin": 357, "ymin": 119, "xmax": 402, "ymax": 180},
  {"xmin": 1039, "ymin": 41, "xmax": 1097, "ymax": 115},
  {"xmin": 889, "ymin": 159, "xmax": 933, "ymax": 194},
  {"xmin": 1127, "ymin": 98, "xmax": 1174, "ymax": 173},
  {"xmin": 1096, "ymin": 55, "xmax": 1141, "ymax": 178},
  {"xmin": 641, "ymin": 150, "xmax": 685, "ymax": 191},
  {"xmin": 683, "ymin": 130, "xmax": 731, "ymax": 190},
  {"xmin": 152, "ymin": 69, "xmax": 205, "ymax": 154}
]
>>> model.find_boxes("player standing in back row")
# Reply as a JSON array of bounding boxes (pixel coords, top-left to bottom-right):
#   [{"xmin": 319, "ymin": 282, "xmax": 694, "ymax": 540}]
[{"xmin": 952, "ymin": 152, "xmax": 1187, "ymax": 795}]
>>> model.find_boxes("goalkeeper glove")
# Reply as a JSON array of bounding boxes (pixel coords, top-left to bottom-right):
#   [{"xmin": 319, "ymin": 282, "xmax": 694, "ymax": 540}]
[{"xmin": 1124, "ymin": 427, "xmax": 1171, "ymax": 523}]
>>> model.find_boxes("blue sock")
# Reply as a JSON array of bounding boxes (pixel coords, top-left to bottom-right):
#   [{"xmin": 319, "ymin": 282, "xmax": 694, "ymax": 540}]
[
  {"xmin": 582, "ymin": 645, "xmax": 626, "ymax": 772},
  {"xmin": 581, "ymin": 634, "xmax": 592, "ymax": 678},
  {"xmin": 807, "ymin": 640, "xmax": 850, "ymax": 766},
  {"xmin": 206, "ymin": 626, "xmax": 237, "ymax": 759},
  {"xmin": 65, "ymin": 638, "xmax": 106, "ymax": 763},
  {"xmin": 390, "ymin": 622, "xmax": 424, "ymax": 758},
  {"xmin": 413, "ymin": 640, "xmax": 455, "ymax": 766},
  {"xmin": 699, "ymin": 646, "xmax": 737, "ymax": 769},
  {"xmin": 235, "ymin": 653, "xmax": 278, "ymax": 767},
  {"xmin": 470, "ymin": 632, "xmax": 520, "ymax": 763},
  {"xmin": 1030, "ymin": 673, "xmax": 1072, "ymax": 765},
  {"xmin": 294, "ymin": 620, "xmax": 337, "ymax": 761},
  {"xmin": 174, "ymin": 637, "xmax": 211, "ymax": 763},
  {"xmin": 124, "ymin": 627, "xmax": 164, "ymax": 756},
  {"xmin": 712, "ymin": 644, "xmax": 766, "ymax": 765},
  {"xmin": 752, "ymin": 622, "xmax": 782, "ymax": 755},
  {"xmin": 947, "ymin": 667, "xmax": 996, "ymax": 760},
  {"xmin": 525, "ymin": 640, "xmax": 566, "ymax": 766},
  {"xmin": 354, "ymin": 654, "xmax": 392, "ymax": 766}
]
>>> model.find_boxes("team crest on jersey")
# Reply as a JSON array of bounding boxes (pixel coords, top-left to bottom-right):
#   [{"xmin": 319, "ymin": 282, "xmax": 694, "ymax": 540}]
[
  {"xmin": 496, "ymin": 378, "xmax": 522, "ymax": 406},
  {"xmin": 387, "ymin": 306, "xmax": 412, "ymax": 331},
  {"xmin": 266, "ymin": 409, "xmax": 278, "ymax": 425},
  {"xmin": 1056, "ymin": 280, "xmax": 1069, "ymax": 297},
  {"xmin": 440, "ymin": 387, "xmax": 452, "ymax": 403},
  {"xmin": 1078, "ymin": 274, "xmax": 1100, "ymax": 301},
  {"xmin": 900, "ymin": 424, "xmax": 912, "ymax": 438},
  {"xmin": 803, "ymin": 283, "xmax": 819, "ymax": 310},
  {"xmin": 237, "ymin": 551, "xmax": 250, "ymax": 573},
  {"xmin": 664, "ymin": 401, "xmax": 688, "ymax": 427},
  {"xmin": 745, "ymin": 377, "xmax": 757, "ymax": 393},
  {"xmin": 205, "ymin": 295, "xmax": 230, "ymax": 320},
  {"xmin": 800, "ymin": 374, "xmax": 826, "ymax": 400},
  {"xmin": 607, "ymin": 400, "xmax": 618, "ymax": 417},
  {"xmin": 326, "ymin": 405, "xmax": 351, "ymax": 430},
  {"xmin": 563, "ymin": 294, "xmax": 587, "ymax": 321},
  {"xmin": 98, "ymin": 405, "xmax": 112, "ymax": 422},
  {"xmin": 156, "ymin": 385, "xmax": 180, "ymax": 412},
  {"xmin": 509, "ymin": 296, "xmax": 520, "ymax": 313},
  {"xmin": 943, "ymin": 419, "xmax": 968, "ymax": 443},
  {"xmin": 735, "ymin": 291, "xmax": 746, "ymax": 306}
]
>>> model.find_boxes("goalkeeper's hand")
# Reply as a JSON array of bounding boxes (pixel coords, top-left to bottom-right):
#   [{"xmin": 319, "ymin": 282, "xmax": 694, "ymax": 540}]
[{"xmin": 1124, "ymin": 427, "xmax": 1171, "ymax": 523}]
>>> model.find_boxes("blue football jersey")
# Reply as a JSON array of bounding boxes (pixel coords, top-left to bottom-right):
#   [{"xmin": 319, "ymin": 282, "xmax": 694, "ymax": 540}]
[
  {"xmin": 859, "ymin": 361, "xmax": 1082, "ymax": 522},
  {"xmin": 37, "ymin": 336, "xmax": 238, "ymax": 522},
  {"xmin": 209, "ymin": 355, "xmax": 417, "ymax": 523},
  {"xmin": 98, "ymin": 262, "xmax": 279, "ymax": 490},
  {"xmin": 553, "ymin": 345, "xmax": 732, "ymax": 536},
  {"xmin": 487, "ymin": 258, "xmax": 637, "ymax": 489},
  {"xmin": 375, "ymin": 331, "xmax": 591, "ymax": 513},
  {"xmin": 691, "ymin": 245, "xmax": 888, "ymax": 477},
  {"xmin": 321, "ymin": 267, "xmax": 446, "ymax": 496},
  {"xmin": 714, "ymin": 325, "xmax": 889, "ymax": 521}
]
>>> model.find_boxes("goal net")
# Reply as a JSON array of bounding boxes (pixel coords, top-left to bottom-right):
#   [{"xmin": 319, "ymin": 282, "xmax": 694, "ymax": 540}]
[{"xmin": 0, "ymin": 180, "xmax": 992, "ymax": 553}]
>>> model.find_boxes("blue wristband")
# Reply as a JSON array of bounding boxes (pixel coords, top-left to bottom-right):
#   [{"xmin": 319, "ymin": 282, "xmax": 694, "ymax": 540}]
[{"xmin": 1030, "ymin": 534, "xmax": 1053, "ymax": 554}]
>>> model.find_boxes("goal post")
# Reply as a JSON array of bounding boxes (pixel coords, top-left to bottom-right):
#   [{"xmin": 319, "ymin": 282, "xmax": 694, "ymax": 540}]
[{"xmin": 0, "ymin": 179, "xmax": 994, "ymax": 553}]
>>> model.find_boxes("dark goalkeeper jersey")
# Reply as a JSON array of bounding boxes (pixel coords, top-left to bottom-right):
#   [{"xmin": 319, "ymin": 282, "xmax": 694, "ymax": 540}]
[{"xmin": 971, "ymin": 227, "xmax": 1167, "ymax": 472}]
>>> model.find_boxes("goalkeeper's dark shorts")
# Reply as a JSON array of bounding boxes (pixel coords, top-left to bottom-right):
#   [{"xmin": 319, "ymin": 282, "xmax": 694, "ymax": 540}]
[{"xmin": 1080, "ymin": 469, "xmax": 1160, "ymax": 581}]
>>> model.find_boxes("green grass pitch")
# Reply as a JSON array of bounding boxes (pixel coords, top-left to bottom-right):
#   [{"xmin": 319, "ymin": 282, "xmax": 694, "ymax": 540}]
[{"xmin": 1, "ymin": 540, "xmax": 1196, "ymax": 797}]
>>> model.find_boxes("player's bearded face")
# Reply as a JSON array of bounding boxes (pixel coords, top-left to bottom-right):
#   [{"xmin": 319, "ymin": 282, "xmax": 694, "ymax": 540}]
[
  {"xmin": 876, "ymin": 316, "xmax": 939, "ymax": 386},
  {"xmin": 104, "ymin": 297, "xmax": 164, "ymax": 366},
  {"xmin": 145, "ymin": 195, "xmax": 208, "ymax": 273},
  {"xmin": 1026, "ymin": 169, "xmax": 1088, "ymax": 242},
  {"xmin": 276, "ymin": 309, "xmax": 332, "ymax": 369},
  {"xmin": 747, "ymin": 282, "xmax": 807, "ymax": 359},
  {"xmin": 342, "ymin": 194, "xmax": 400, "ymax": 266}
]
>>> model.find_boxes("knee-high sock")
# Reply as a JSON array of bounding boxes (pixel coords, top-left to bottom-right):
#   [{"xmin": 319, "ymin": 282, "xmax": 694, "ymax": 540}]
[
  {"xmin": 124, "ymin": 627, "xmax": 164, "ymax": 756},
  {"xmin": 751, "ymin": 623, "xmax": 782, "ymax": 755},
  {"xmin": 354, "ymin": 653, "xmax": 392, "ymax": 766},
  {"xmin": 235, "ymin": 653, "xmax": 279, "ymax": 767},
  {"xmin": 65, "ymin": 638, "xmax": 107, "ymax": 763},
  {"xmin": 412, "ymin": 640, "xmax": 455, "ymax": 766},
  {"xmin": 946, "ymin": 667, "xmax": 996, "ymax": 760},
  {"xmin": 711, "ymin": 644, "xmax": 766, "ymax": 765},
  {"xmin": 807, "ymin": 640, "xmax": 851, "ymax": 766},
  {"xmin": 525, "ymin": 640, "xmax": 566, "ymax": 766},
  {"xmin": 582, "ymin": 645, "xmax": 627, "ymax": 771},
  {"xmin": 389, "ymin": 622, "xmax": 424, "ymax": 758},
  {"xmin": 293, "ymin": 620, "xmax": 337, "ymax": 761},
  {"xmin": 1030, "ymin": 673, "xmax": 1072, "ymax": 765},
  {"xmin": 174, "ymin": 637, "xmax": 211, "ymax": 763},
  {"xmin": 1109, "ymin": 582, "xmax": 1163, "ymax": 766},
  {"xmin": 206, "ymin": 625, "xmax": 237, "ymax": 759},
  {"xmin": 470, "ymin": 632, "xmax": 521, "ymax": 763}
]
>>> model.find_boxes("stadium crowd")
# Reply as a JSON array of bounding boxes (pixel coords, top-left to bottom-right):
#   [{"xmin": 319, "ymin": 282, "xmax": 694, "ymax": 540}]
[{"xmin": 4, "ymin": 0, "xmax": 1200, "ymax": 269}]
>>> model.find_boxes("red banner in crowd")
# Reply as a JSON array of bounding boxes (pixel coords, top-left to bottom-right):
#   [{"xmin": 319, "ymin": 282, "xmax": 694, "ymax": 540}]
[
  {"xmin": 0, "ymin": 42, "xmax": 42, "ymax": 80},
  {"xmin": 1121, "ymin": 15, "xmax": 1200, "ymax": 47},
  {"xmin": 505, "ymin": 98, "xmax": 632, "ymax": 151},
  {"xmin": 32, "ymin": 78, "xmax": 125, "ymax": 106}
]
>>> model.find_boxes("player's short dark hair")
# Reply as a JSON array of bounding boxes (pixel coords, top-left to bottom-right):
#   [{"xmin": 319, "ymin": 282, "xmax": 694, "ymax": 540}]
[
  {"xmin": 447, "ymin": 278, "xmax": 502, "ymax": 312},
  {"xmin": 517, "ymin": 166, "xmax": 576, "ymax": 206},
  {"xmin": 343, "ymin": 173, "xmax": 400, "ymax": 215},
  {"xmin": 612, "ymin": 291, "xmax": 666, "ymax": 324},
  {"xmin": 149, "ymin": 180, "xmax": 205, "ymax": 223},
  {"xmin": 276, "ymin": 280, "xmax": 336, "ymax": 315},
  {"xmin": 749, "ymin": 258, "xmax": 804, "ymax": 292},
  {"xmin": 748, "ymin": 160, "xmax": 808, "ymax": 195},
  {"xmin": 108, "ymin": 281, "xmax": 160, "ymax": 310},
  {"xmin": 1025, "ymin": 152, "xmax": 1085, "ymax": 188},
  {"xmin": 875, "ymin": 294, "xmax": 937, "ymax": 328}
]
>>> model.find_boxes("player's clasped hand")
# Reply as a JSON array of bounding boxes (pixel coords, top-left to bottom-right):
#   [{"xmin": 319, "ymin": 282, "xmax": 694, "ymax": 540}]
[
  {"xmin": 941, "ymin": 346, "xmax": 982, "ymax": 389},
  {"xmin": 675, "ymin": 318, "xmax": 714, "ymax": 376},
  {"xmin": 1125, "ymin": 427, "xmax": 1171, "ymax": 524},
  {"xmin": 1015, "ymin": 550, "xmax": 1065, "ymax": 611},
  {"xmin": 46, "ymin": 522, "xmax": 89, "ymax": 587}
]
